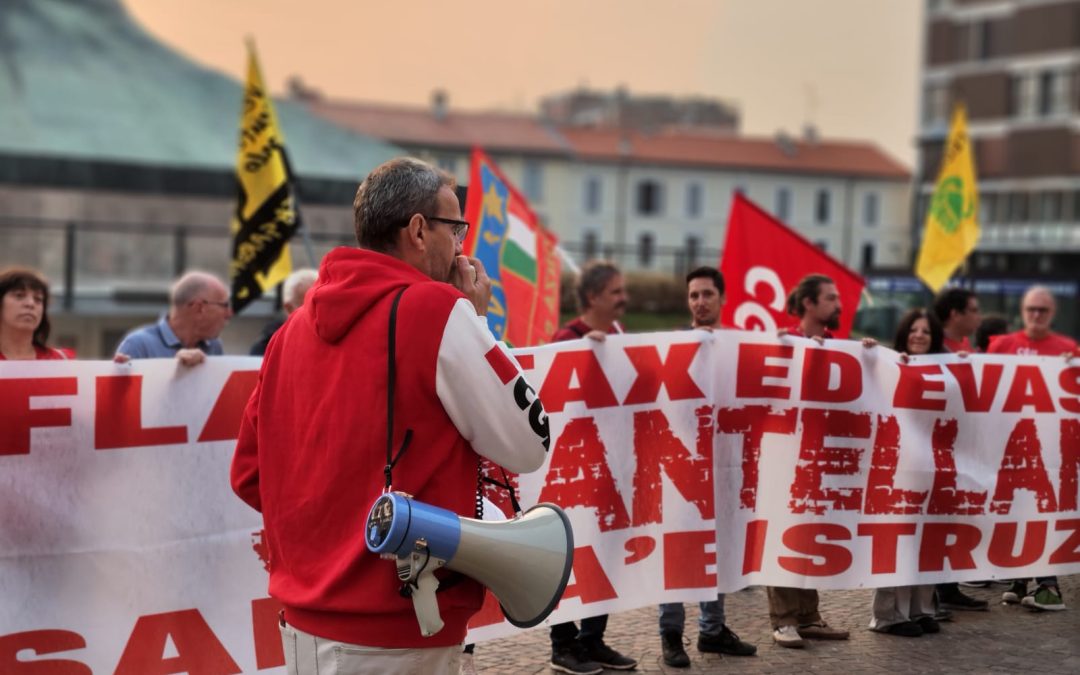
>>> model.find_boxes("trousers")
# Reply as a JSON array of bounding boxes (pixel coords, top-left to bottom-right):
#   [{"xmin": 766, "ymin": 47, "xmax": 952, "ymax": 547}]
[{"xmin": 280, "ymin": 620, "xmax": 460, "ymax": 675}]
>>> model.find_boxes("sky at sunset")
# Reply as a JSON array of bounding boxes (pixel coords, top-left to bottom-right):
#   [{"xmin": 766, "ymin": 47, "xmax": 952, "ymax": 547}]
[{"xmin": 125, "ymin": 0, "xmax": 923, "ymax": 167}]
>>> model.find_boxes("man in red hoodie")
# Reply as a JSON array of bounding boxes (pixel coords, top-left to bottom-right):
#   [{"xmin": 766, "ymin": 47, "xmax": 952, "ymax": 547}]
[{"xmin": 231, "ymin": 157, "xmax": 550, "ymax": 674}]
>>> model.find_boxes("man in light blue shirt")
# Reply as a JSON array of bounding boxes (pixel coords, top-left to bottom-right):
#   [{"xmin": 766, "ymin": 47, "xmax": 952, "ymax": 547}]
[{"xmin": 115, "ymin": 271, "xmax": 231, "ymax": 366}]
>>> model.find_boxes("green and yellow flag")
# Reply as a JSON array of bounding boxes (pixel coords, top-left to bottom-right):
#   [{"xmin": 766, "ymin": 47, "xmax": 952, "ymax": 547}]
[
  {"xmin": 229, "ymin": 42, "xmax": 300, "ymax": 314},
  {"xmin": 915, "ymin": 103, "xmax": 980, "ymax": 292}
]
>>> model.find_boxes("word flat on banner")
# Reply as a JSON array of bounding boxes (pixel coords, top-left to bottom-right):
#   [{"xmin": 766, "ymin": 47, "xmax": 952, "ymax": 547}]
[{"xmin": 3, "ymin": 335, "xmax": 1080, "ymax": 672}]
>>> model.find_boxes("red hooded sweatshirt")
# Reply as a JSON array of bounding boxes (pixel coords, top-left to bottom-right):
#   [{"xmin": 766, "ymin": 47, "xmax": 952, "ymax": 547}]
[{"xmin": 231, "ymin": 247, "xmax": 549, "ymax": 648}]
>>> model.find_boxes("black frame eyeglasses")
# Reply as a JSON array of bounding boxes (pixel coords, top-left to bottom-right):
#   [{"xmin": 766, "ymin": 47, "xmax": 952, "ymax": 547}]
[{"xmin": 424, "ymin": 215, "xmax": 470, "ymax": 244}]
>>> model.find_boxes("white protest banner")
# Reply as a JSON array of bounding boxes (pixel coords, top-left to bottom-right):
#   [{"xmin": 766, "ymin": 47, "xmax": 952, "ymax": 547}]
[{"xmin": 3, "ymin": 332, "xmax": 1079, "ymax": 672}]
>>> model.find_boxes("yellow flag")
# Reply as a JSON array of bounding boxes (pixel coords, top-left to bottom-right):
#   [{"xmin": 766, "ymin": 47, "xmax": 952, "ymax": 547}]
[
  {"xmin": 914, "ymin": 104, "xmax": 980, "ymax": 292},
  {"xmin": 229, "ymin": 41, "xmax": 300, "ymax": 314}
]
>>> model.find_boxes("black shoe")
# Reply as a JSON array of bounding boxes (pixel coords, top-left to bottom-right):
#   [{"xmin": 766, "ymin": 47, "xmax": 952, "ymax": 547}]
[
  {"xmin": 939, "ymin": 587, "xmax": 989, "ymax": 611},
  {"xmin": 550, "ymin": 643, "xmax": 603, "ymax": 675},
  {"xmin": 660, "ymin": 631, "xmax": 690, "ymax": 668},
  {"xmin": 580, "ymin": 638, "xmax": 638, "ymax": 670},
  {"xmin": 915, "ymin": 616, "xmax": 940, "ymax": 634},
  {"xmin": 884, "ymin": 621, "xmax": 923, "ymax": 637},
  {"xmin": 698, "ymin": 625, "xmax": 757, "ymax": 656}
]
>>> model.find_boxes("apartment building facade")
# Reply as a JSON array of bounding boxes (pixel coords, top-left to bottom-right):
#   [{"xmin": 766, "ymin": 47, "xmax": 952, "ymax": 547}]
[{"xmin": 919, "ymin": 0, "xmax": 1080, "ymax": 330}]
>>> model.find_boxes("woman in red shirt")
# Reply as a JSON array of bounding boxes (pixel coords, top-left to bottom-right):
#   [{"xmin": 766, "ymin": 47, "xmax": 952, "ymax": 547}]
[{"xmin": 0, "ymin": 267, "xmax": 69, "ymax": 361}]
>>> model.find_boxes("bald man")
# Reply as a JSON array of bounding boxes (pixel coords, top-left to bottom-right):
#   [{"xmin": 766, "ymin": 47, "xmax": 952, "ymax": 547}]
[
  {"xmin": 987, "ymin": 285, "xmax": 1076, "ymax": 611},
  {"xmin": 115, "ymin": 270, "xmax": 233, "ymax": 366}
]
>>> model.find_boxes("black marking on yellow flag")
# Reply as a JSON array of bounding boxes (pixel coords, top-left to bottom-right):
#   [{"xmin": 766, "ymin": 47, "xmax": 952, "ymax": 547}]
[{"xmin": 230, "ymin": 169, "xmax": 301, "ymax": 314}]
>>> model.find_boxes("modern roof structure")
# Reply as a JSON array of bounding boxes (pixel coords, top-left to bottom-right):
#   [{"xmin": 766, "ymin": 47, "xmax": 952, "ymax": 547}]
[{"xmin": 0, "ymin": 0, "xmax": 401, "ymax": 183}]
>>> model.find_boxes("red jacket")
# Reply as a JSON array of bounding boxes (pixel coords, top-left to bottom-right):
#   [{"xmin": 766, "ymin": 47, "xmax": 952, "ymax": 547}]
[{"xmin": 231, "ymin": 247, "xmax": 548, "ymax": 648}]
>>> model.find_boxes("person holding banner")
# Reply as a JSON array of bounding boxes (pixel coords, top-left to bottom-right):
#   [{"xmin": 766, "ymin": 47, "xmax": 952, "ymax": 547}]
[
  {"xmin": 230, "ymin": 158, "xmax": 551, "ymax": 675},
  {"xmin": 933, "ymin": 288, "xmax": 981, "ymax": 355},
  {"xmin": 114, "ymin": 271, "xmax": 231, "ymax": 366},
  {"xmin": 249, "ymin": 267, "xmax": 318, "ymax": 356},
  {"xmin": 0, "ymin": 267, "xmax": 69, "ymax": 360},
  {"xmin": 659, "ymin": 266, "xmax": 757, "ymax": 668},
  {"xmin": 768, "ymin": 274, "xmax": 856, "ymax": 648},
  {"xmin": 930, "ymin": 288, "xmax": 992, "ymax": 612},
  {"xmin": 989, "ymin": 285, "xmax": 1075, "ymax": 612},
  {"xmin": 548, "ymin": 260, "xmax": 637, "ymax": 675},
  {"xmin": 869, "ymin": 308, "xmax": 948, "ymax": 638}
]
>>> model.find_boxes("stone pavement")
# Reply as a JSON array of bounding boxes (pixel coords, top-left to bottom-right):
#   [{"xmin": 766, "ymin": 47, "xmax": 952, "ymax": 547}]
[{"xmin": 475, "ymin": 575, "xmax": 1080, "ymax": 673}]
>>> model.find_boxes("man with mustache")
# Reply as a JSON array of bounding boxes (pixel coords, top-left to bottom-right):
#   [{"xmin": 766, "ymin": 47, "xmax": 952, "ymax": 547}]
[
  {"xmin": 767, "ymin": 273, "xmax": 851, "ymax": 648},
  {"xmin": 548, "ymin": 260, "xmax": 636, "ymax": 674}
]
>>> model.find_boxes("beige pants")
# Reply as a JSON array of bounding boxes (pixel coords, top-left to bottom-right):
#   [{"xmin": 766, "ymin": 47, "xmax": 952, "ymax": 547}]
[{"xmin": 280, "ymin": 620, "xmax": 461, "ymax": 675}]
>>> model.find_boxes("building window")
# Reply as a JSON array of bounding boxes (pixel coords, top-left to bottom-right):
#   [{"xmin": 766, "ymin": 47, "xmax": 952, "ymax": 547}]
[
  {"xmin": 1037, "ymin": 192, "xmax": 1063, "ymax": 222},
  {"xmin": 923, "ymin": 83, "xmax": 948, "ymax": 126},
  {"xmin": 1012, "ymin": 73, "xmax": 1037, "ymax": 119},
  {"xmin": 435, "ymin": 155, "xmax": 456, "ymax": 174},
  {"xmin": 636, "ymin": 180, "xmax": 663, "ymax": 215},
  {"xmin": 584, "ymin": 176, "xmax": 602, "ymax": 214},
  {"xmin": 1071, "ymin": 190, "xmax": 1080, "ymax": 222},
  {"xmin": 686, "ymin": 183, "xmax": 703, "ymax": 218},
  {"xmin": 980, "ymin": 193, "xmax": 998, "ymax": 224},
  {"xmin": 863, "ymin": 192, "xmax": 879, "ymax": 226},
  {"xmin": 1007, "ymin": 192, "xmax": 1029, "ymax": 222},
  {"xmin": 1037, "ymin": 69, "xmax": 1070, "ymax": 117},
  {"xmin": 861, "ymin": 243, "xmax": 875, "ymax": 272},
  {"xmin": 775, "ymin": 187, "xmax": 792, "ymax": 222},
  {"xmin": 522, "ymin": 160, "xmax": 543, "ymax": 202},
  {"xmin": 638, "ymin": 233, "xmax": 655, "ymax": 267},
  {"xmin": 966, "ymin": 21, "xmax": 991, "ymax": 61},
  {"xmin": 685, "ymin": 235, "xmax": 701, "ymax": 269},
  {"xmin": 583, "ymin": 231, "xmax": 599, "ymax": 260},
  {"xmin": 815, "ymin": 189, "xmax": 831, "ymax": 225}
]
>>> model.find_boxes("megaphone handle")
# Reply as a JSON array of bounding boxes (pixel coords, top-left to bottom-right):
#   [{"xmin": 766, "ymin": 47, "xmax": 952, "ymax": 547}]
[{"xmin": 410, "ymin": 570, "xmax": 444, "ymax": 637}]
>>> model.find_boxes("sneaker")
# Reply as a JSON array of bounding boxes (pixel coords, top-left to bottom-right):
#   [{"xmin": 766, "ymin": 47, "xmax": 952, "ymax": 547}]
[
  {"xmin": 915, "ymin": 616, "xmax": 941, "ymax": 634},
  {"xmin": 772, "ymin": 625, "xmax": 805, "ymax": 648},
  {"xmin": 1002, "ymin": 580, "xmax": 1028, "ymax": 604},
  {"xmin": 698, "ymin": 625, "xmax": 757, "ymax": 656},
  {"xmin": 797, "ymin": 621, "xmax": 849, "ymax": 640},
  {"xmin": 939, "ymin": 586, "xmax": 989, "ymax": 611},
  {"xmin": 1021, "ymin": 584, "xmax": 1067, "ymax": 612},
  {"xmin": 459, "ymin": 652, "xmax": 478, "ymax": 675},
  {"xmin": 660, "ymin": 631, "xmax": 690, "ymax": 668},
  {"xmin": 580, "ymin": 638, "xmax": 637, "ymax": 670},
  {"xmin": 550, "ymin": 643, "xmax": 603, "ymax": 675},
  {"xmin": 884, "ymin": 621, "xmax": 923, "ymax": 637}
]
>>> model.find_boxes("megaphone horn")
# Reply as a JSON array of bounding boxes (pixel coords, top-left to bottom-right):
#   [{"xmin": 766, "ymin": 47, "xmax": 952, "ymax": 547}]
[{"xmin": 366, "ymin": 492, "xmax": 574, "ymax": 636}]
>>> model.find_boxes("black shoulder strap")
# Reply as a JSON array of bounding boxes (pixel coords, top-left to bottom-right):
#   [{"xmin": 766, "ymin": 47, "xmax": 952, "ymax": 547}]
[{"xmin": 383, "ymin": 287, "xmax": 412, "ymax": 491}]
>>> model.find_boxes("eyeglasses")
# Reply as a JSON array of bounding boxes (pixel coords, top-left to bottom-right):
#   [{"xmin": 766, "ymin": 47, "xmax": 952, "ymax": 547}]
[
  {"xmin": 424, "ymin": 215, "xmax": 470, "ymax": 244},
  {"xmin": 1024, "ymin": 306, "xmax": 1052, "ymax": 315},
  {"xmin": 197, "ymin": 299, "xmax": 231, "ymax": 309}
]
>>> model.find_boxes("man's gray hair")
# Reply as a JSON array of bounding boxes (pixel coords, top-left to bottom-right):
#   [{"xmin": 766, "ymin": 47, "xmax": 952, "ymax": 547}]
[
  {"xmin": 283, "ymin": 268, "xmax": 318, "ymax": 307},
  {"xmin": 353, "ymin": 157, "xmax": 455, "ymax": 252},
  {"xmin": 170, "ymin": 271, "xmax": 224, "ymax": 307}
]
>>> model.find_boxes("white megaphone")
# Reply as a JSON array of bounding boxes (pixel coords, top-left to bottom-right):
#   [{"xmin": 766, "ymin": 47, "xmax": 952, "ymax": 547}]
[{"xmin": 365, "ymin": 492, "xmax": 574, "ymax": 637}]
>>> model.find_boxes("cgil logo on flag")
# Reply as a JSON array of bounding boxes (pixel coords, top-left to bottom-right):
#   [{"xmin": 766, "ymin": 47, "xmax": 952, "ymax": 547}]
[
  {"xmin": 229, "ymin": 41, "xmax": 301, "ymax": 314},
  {"xmin": 463, "ymin": 148, "xmax": 560, "ymax": 347}
]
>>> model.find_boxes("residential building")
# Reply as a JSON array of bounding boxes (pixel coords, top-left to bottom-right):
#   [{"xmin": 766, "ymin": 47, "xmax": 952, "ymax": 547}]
[
  {"xmin": 918, "ymin": 0, "xmax": 1080, "ymax": 332},
  {"xmin": 304, "ymin": 96, "xmax": 912, "ymax": 277}
]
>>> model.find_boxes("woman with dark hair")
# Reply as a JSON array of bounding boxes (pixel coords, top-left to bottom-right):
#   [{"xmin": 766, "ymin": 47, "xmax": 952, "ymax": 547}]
[
  {"xmin": 869, "ymin": 308, "xmax": 945, "ymax": 638},
  {"xmin": 0, "ymin": 267, "xmax": 69, "ymax": 360}
]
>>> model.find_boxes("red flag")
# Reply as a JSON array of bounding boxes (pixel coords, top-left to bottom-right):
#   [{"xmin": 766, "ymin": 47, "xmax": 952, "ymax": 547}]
[{"xmin": 719, "ymin": 194, "xmax": 865, "ymax": 338}]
